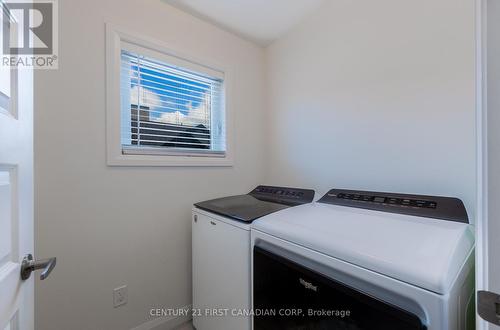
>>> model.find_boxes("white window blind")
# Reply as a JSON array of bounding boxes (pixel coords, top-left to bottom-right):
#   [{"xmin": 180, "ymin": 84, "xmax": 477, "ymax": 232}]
[{"xmin": 120, "ymin": 47, "xmax": 225, "ymax": 156}]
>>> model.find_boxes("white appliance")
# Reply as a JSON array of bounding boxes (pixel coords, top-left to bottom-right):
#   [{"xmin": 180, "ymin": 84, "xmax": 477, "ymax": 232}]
[
  {"xmin": 192, "ymin": 186, "xmax": 314, "ymax": 330},
  {"xmin": 251, "ymin": 189, "xmax": 475, "ymax": 330}
]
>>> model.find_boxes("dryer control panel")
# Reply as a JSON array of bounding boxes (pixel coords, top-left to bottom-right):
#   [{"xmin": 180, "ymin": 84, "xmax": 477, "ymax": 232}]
[{"xmin": 318, "ymin": 189, "xmax": 468, "ymax": 223}]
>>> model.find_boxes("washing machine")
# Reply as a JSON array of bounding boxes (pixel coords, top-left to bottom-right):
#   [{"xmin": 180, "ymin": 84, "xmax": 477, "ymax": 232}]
[
  {"xmin": 251, "ymin": 188, "xmax": 475, "ymax": 330},
  {"xmin": 192, "ymin": 185, "xmax": 315, "ymax": 330}
]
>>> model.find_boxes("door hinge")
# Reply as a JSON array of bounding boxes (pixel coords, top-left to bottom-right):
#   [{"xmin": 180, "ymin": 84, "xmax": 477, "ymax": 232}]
[{"xmin": 478, "ymin": 290, "xmax": 500, "ymax": 325}]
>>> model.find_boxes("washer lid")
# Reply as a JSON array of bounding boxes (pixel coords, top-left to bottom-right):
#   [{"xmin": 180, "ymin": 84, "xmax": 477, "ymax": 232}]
[
  {"xmin": 194, "ymin": 186, "xmax": 315, "ymax": 222},
  {"xmin": 195, "ymin": 195, "xmax": 290, "ymax": 222},
  {"xmin": 251, "ymin": 203, "xmax": 474, "ymax": 295}
]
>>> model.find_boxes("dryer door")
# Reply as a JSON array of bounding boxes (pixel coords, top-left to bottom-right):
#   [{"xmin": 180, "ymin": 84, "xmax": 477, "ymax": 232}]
[{"xmin": 253, "ymin": 246, "xmax": 426, "ymax": 330}]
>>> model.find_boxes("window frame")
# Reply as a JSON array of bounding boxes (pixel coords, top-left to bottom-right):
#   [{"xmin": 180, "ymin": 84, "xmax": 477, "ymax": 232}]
[
  {"xmin": 106, "ymin": 23, "xmax": 233, "ymax": 166},
  {"xmin": 0, "ymin": 6, "xmax": 18, "ymax": 118}
]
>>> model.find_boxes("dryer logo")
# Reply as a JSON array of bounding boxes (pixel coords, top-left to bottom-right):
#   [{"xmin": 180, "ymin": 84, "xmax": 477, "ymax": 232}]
[
  {"xmin": 1, "ymin": 0, "xmax": 58, "ymax": 68},
  {"xmin": 299, "ymin": 278, "xmax": 318, "ymax": 292}
]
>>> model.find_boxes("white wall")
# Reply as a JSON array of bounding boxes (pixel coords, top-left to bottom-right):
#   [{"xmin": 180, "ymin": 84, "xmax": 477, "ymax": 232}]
[
  {"xmin": 34, "ymin": 1, "xmax": 266, "ymax": 329},
  {"xmin": 264, "ymin": 0, "xmax": 477, "ymax": 217}
]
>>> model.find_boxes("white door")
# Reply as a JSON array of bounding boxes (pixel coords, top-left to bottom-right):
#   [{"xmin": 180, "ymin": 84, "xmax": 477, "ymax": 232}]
[
  {"xmin": 477, "ymin": 0, "xmax": 500, "ymax": 329},
  {"xmin": 0, "ymin": 9, "xmax": 36, "ymax": 330}
]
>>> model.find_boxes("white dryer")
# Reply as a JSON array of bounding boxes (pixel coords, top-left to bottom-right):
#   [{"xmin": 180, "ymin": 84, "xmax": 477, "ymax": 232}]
[{"xmin": 251, "ymin": 189, "xmax": 475, "ymax": 330}]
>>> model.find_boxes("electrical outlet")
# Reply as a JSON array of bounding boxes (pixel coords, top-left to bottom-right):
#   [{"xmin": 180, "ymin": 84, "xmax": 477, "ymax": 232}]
[{"xmin": 113, "ymin": 285, "xmax": 128, "ymax": 308}]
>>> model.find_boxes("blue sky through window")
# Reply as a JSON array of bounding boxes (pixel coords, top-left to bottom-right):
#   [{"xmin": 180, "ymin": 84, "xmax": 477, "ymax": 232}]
[{"xmin": 122, "ymin": 50, "xmax": 217, "ymax": 128}]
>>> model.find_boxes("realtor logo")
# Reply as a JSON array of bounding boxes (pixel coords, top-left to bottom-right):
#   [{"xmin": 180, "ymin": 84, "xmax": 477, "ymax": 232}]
[{"xmin": 1, "ymin": 0, "xmax": 58, "ymax": 68}]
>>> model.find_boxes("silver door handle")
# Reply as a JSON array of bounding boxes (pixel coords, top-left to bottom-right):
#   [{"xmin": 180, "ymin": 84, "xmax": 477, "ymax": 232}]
[{"xmin": 20, "ymin": 254, "xmax": 56, "ymax": 280}]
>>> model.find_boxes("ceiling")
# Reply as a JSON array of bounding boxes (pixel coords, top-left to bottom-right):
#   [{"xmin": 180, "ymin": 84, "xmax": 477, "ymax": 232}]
[{"xmin": 163, "ymin": 0, "xmax": 325, "ymax": 46}]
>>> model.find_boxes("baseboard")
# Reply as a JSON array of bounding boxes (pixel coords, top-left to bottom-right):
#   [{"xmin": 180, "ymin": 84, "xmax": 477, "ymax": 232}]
[{"xmin": 131, "ymin": 305, "xmax": 192, "ymax": 330}]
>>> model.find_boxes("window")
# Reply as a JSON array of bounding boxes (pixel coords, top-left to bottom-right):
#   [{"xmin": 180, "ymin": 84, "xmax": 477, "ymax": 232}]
[
  {"xmin": 106, "ymin": 25, "xmax": 231, "ymax": 166},
  {"xmin": 121, "ymin": 49, "xmax": 225, "ymax": 154}
]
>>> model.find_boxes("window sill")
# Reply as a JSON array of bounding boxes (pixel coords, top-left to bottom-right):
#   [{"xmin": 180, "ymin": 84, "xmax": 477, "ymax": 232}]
[
  {"xmin": 122, "ymin": 146, "xmax": 226, "ymax": 158},
  {"xmin": 107, "ymin": 149, "xmax": 233, "ymax": 167}
]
